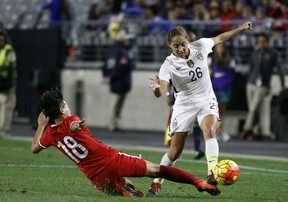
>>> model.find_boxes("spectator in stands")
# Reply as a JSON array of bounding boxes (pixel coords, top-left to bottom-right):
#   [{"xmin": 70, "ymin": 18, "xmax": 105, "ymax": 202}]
[
  {"xmin": 189, "ymin": 0, "xmax": 210, "ymax": 33},
  {"xmin": 0, "ymin": 32, "xmax": 17, "ymax": 137},
  {"xmin": 107, "ymin": 0, "xmax": 125, "ymax": 39},
  {"xmin": 173, "ymin": 1, "xmax": 192, "ymax": 32},
  {"xmin": 0, "ymin": 21, "xmax": 4, "ymax": 32},
  {"xmin": 160, "ymin": 0, "xmax": 175, "ymax": 20},
  {"xmin": 41, "ymin": 0, "xmax": 75, "ymax": 26},
  {"xmin": 42, "ymin": 0, "xmax": 76, "ymax": 59},
  {"xmin": 204, "ymin": 0, "xmax": 221, "ymax": 36},
  {"xmin": 86, "ymin": 3, "xmax": 107, "ymax": 36},
  {"xmin": 219, "ymin": 0, "xmax": 237, "ymax": 31},
  {"xmin": 280, "ymin": 1, "xmax": 288, "ymax": 30},
  {"xmin": 173, "ymin": 1, "xmax": 192, "ymax": 21},
  {"xmin": 143, "ymin": 5, "xmax": 174, "ymax": 34},
  {"xmin": 122, "ymin": 0, "xmax": 143, "ymax": 19},
  {"xmin": 122, "ymin": 0, "xmax": 144, "ymax": 38},
  {"xmin": 253, "ymin": 5, "xmax": 268, "ymax": 33},
  {"xmin": 242, "ymin": 33, "xmax": 285, "ymax": 141},
  {"xmin": 267, "ymin": 0, "xmax": 286, "ymax": 32},
  {"xmin": 210, "ymin": 43, "xmax": 235, "ymax": 142},
  {"xmin": 0, "ymin": 21, "xmax": 12, "ymax": 44},
  {"xmin": 102, "ymin": 30, "xmax": 135, "ymax": 132},
  {"xmin": 190, "ymin": 0, "xmax": 210, "ymax": 21}
]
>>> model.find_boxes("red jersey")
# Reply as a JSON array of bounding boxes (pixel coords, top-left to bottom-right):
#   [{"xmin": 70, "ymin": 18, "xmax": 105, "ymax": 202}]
[{"xmin": 38, "ymin": 116, "xmax": 119, "ymax": 181}]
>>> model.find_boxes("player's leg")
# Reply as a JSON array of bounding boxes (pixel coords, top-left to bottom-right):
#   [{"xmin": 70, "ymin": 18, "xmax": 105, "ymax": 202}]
[
  {"xmin": 164, "ymin": 110, "xmax": 172, "ymax": 146},
  {"xmin": 199, "ymin": 114, "xmax": 220, "ymax": 185},
  {"xmin": 149, "ymin": 132, "xmax": 187, "ymax": 195},
  {"xmin": 108, "ymin": 93, "xmax": 118, "ymax": 131},
  {"xmin": 93, "ymin": 152, "xmax": 147, "ymax": 197},
  {"xmin": 114, "ymin": 93, "xmax": 126, "ymax": 120},
  {"xmin": 192, "ymin": 125, "xmax": 205, "ymax": 159},
  {"xmin": 145, "ymin": 161, "xmax": 221, "ymax": 196},
  {"xmin": 243, "ymin": 85, "xmax": 268, "ymax": 139},
  {"xmin": 0, "ymin": 92, "xmax": 6, "ymax": 135},
  {"xmin": 1, "ymin": 88, "xmax": 16, "ymax": 136}
]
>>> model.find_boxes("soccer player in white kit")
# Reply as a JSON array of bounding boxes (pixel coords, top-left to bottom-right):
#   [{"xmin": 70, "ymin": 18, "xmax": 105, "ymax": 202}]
[{"xmin": 148, "ymin": 21, "xmax": 253, "ymax": 195}]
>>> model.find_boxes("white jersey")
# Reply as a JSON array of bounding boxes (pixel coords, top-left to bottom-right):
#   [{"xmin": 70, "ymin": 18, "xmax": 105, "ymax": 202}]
[{"xmin": 159, "ymin": 38, "xmax": 216, "ymax": 103}]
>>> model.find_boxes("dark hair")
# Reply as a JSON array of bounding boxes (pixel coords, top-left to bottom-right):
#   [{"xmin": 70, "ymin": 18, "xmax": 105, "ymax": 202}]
[
  {"xmin": 39, "ymin": 88, "xmax": 64, "ymax": 120},
  {"xmin": 167, "ymin": 26, "xmax": 188, "ymax": 44},
  {"xmin": 257, "ymin": 33, "xmax": 269, "ymax": 41},
  {"xmin": 88, "ymin": 3, "xmax": 101, "ymax": 20}
]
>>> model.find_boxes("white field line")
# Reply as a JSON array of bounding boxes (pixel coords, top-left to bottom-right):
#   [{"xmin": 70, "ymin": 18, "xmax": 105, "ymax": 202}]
[
  {"xmin": 2, "ymin": 137, "xmax": 288, "ymax": 174},
  {"xmin": 0, "ymin": 159, "xmax": 287, "ymax": 175},
  {"xmin": 178, "ymin": 158, "xmax": 288, "ymax": 174},
  {"xmin": 0, "ymin": 164, "xmax": 76, "ymax": 168},
  {"xmin": 6, "ymin": 136, "xmax": 288, "ymax": 162}
]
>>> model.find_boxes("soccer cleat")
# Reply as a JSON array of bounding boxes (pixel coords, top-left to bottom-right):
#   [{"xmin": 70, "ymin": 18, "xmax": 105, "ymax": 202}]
[
  {"xmin": 133, "ymin": 190, "xmax": 147, "ymax": 198},
  {"xmin": 121, "ymin": 184, "xmax": 146, "ymax": 198},
  {"xmin": 194, "ymin": 179, "xmax": 221, "ymax": 196},
  {"xmin": 148, "ymin": 182, "xmax": 161, "ymax": 195},
  {"xmin": 207, "ymin": 172, "xmax": 218, "ymax": 186}
]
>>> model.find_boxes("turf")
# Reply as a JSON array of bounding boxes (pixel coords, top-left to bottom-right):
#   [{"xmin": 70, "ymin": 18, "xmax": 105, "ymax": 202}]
[{"xmin": 0, "ymin": 138, "xmax": 287, "ymax": 202}]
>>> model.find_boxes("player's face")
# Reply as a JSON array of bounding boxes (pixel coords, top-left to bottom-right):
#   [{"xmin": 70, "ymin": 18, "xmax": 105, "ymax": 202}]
[
  {"xmin": 169, "ymin": 35, "xmax": 189, "ymax": 59},
  {"xmin": 257, "ymin": 36, "xmax": 268, "ymax": 50},
  {"xmin": 61, "ymin": 101, "xmax": 71, "ymax": 117}
]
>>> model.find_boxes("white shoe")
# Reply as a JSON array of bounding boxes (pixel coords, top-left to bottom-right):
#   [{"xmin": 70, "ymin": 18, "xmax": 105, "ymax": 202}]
[{"xmin": 217, "ymin": 133, "xmax": 231, "ymax": 142}]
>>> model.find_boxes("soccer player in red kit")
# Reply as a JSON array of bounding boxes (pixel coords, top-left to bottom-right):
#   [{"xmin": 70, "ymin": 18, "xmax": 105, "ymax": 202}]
[{"xmin": 31, "ymin": 88, "xmax": 221, "ymax": 197}]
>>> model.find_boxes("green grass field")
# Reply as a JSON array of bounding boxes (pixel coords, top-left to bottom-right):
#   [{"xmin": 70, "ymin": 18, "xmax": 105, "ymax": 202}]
[{"xmin": 0, "ymin": 138, "xmax": 287, "ymax": 202}]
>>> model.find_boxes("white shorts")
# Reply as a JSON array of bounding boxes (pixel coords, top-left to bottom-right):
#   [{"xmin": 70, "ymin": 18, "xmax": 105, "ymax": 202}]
[{"xmin": 170, "ymin": 97, "xmax": 219, "ymax": 135}]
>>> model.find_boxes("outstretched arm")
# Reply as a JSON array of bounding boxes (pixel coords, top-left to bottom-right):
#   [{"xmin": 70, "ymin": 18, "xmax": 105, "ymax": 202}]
[
  {"xmin": 31, "ymin": 112, "xmax": 49, "ymax": 153},
  {"xmin": 212, "ymin": 22, "xmax": 252, "ymax": 46}
]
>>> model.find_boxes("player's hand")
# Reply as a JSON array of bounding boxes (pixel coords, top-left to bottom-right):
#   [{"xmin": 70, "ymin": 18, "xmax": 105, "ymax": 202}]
[
  {"xmin": 241, "ymin": 21, "xmax": 253, "ymax": 30},
  {"xmin": 37, "ymin": 112, "xmax": 49, "ymax": 127},
  {"xmin": 149, "ymin": 75, "xmax": 160, "ymax": 91},
  {"xmin": 70, "ymin": 119, "xmax": 85, "ymax": 132}
]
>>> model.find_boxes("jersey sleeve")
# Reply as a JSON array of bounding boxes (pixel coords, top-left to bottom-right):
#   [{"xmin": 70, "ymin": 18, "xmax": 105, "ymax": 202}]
[
  {"xmin": 67, "ymin": 116, "xmax": 81, "ymax": 130},
  {"xmin": 159, "ymin": 60, "xmax": 171, "ymax": 82},
  {"xmin": 38, "ymin": 116, "xmax": 81, "ymax": 149},
  {"xmin": 198, "ymin": 38, "xmax": 214, "ymax": 55},
  {"xmin": 38, "ymin": 127, "xmax": 52, "ymax": 149}
]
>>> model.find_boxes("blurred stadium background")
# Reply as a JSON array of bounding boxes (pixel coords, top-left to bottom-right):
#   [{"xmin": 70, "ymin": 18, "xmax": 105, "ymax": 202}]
[{"xmin": 1, "ymin": 0, "xmax": 288, "ymax": 140}]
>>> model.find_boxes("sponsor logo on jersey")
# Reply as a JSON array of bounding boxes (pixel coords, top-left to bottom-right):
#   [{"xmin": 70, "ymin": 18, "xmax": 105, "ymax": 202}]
[{"xmin": 176, "ymin": 66, "xmax": 183, "ymax": 70}]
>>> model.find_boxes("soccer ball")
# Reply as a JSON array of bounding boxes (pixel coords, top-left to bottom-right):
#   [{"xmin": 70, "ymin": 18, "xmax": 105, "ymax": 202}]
[{"xmin": 213, "ymin": 159, "xmax": 240, "ymax": 185}]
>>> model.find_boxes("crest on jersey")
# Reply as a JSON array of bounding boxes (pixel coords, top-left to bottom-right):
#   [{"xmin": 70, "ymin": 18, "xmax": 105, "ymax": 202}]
[
  {"xmin": 172, "ymin": 118, "xmax": 178, "ymax": 129},
  {"xmin": 195, "ymin": 51, "xmax": 203, "ymax": 61},
  {"xmin": 187, "ymin": 59, "xmax": 194, "ymax": 68}
]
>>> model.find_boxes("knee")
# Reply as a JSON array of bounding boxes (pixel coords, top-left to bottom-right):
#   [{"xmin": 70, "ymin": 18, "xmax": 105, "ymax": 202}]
[{"xmin": 202, "ymin": 127, "xmax": 217, "ymax": 139}]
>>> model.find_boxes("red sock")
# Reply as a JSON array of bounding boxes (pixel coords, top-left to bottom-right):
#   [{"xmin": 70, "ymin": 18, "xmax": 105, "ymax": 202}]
[{"xmin": 158, "ymin": 165, "xmax": 198, "ymax": 185}]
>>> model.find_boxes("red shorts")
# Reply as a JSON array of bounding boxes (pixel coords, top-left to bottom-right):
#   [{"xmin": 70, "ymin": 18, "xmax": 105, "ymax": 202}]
[{"xmin": 91, "ymin": 152, "xmax": 146, "ymax": 195}]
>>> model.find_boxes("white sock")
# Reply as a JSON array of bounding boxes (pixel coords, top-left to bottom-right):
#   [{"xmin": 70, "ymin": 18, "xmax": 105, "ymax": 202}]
[
  {"xmin": 205, "ymin": 137, "xmax": 219, "ymax": 175},
  {"xmin": 160, "ymin": 153, "xmax": 176, "ymax": 166},
  {"xmin": 153, "ymin": 153, "xmax": 176, "ymax": 184}
]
